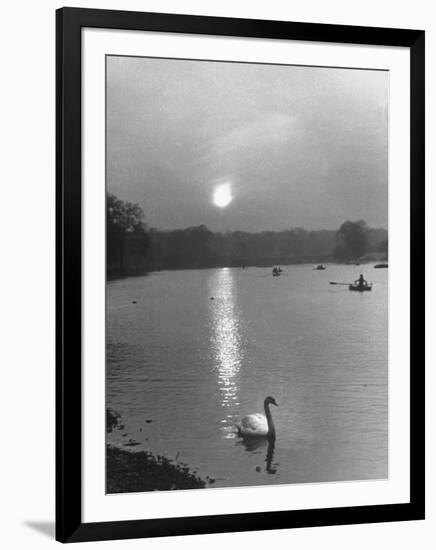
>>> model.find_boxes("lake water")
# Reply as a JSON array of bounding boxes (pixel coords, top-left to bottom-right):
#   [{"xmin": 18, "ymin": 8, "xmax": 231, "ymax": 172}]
[{"xmin": 106, "ymin": 264, "xmax": 388, "ymax": 489}]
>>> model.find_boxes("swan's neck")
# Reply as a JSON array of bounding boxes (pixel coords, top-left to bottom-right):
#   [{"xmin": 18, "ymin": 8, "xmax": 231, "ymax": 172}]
[{"xmin": 264, "ymin": 402, "xmax": 276, "ymax": 439}]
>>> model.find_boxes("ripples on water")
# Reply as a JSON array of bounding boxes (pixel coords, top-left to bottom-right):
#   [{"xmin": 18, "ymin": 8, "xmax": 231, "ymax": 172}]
[{"xmin": 107, "ymin": 265, "xmax": 388, "ymax": 489}]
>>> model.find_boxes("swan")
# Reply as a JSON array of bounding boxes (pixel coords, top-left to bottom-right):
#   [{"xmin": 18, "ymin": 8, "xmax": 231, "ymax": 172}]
[{"xmin": 237, "ymin": 396, "xmax": 278, "ymax": 439}]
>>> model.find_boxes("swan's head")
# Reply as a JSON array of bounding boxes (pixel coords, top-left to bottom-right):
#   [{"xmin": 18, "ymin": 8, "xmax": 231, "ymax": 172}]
[{"xmin": 264, "ymin": 396, "xmax": 278, "ymax": 407}]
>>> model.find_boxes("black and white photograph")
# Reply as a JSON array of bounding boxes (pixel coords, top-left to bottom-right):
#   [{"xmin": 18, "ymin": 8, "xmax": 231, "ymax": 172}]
[{"xmin": 105, "ymin": 55, "xmax": 389, "ymax": 493}]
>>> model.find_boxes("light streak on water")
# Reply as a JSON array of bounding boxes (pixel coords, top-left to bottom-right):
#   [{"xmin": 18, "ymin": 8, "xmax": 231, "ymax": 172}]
[{"xmin": 209, "ymin": 268, "xmax": 244, "ymax": 438}]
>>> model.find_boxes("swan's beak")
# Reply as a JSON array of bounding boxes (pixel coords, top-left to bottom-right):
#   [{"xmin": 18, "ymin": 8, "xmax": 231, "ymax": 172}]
[{"xmin": 273, "ymin": 401, "xmax": 278, "ymax": 407}]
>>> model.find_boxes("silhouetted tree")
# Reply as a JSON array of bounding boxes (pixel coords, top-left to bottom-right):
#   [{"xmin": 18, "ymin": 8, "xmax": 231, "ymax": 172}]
[
  {"xmin": 334, "ymin": 220, "xmax": 369, "ymax": 261},
  {"xmin": 107, "ymin": 193, "xmax": 149, "ymax": 275},
  {"xmin": 107, "ymin": 194, "xmax": 147, "ymax": 235}
]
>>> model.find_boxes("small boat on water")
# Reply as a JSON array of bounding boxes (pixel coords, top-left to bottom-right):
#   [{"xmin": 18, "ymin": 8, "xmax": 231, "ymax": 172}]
[
  {"xmin": 314, "ymin": 264, "xmax": 326, "ymax": 270},
  {"xmin": 374, "ymin": 263, "xmax": 388, "ymax": 269},
  {"xmin": 348, "ymin": 274, "xmax": 372, "ymax": 291},
  {"xmin": 349, "ymin": 284, "xmax": 372, "ymax": 292},
  {"xmin": 330, "ymin": 274, "xmax": 372, "ymax": 291},
  {"xmin": 272, "ymin": 266, "xmax": 282, "ymax": 276}
]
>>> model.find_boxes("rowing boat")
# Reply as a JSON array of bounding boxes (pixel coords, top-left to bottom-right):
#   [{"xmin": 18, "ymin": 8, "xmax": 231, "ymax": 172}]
[{"xmin": 348, "ymin": 284, "xmax": 372, "ymax": 292}]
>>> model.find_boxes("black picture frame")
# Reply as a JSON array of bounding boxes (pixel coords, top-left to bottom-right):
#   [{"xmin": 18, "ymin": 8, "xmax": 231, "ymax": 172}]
[{"xmin": 56, "ymin": 7, "xmax": 425, "ymax": 543}]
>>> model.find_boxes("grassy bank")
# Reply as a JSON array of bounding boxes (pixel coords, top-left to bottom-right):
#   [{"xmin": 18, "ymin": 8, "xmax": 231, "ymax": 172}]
[{"xmin": 106, "ymin": 445, "xmax": 207, "ymax": 493}]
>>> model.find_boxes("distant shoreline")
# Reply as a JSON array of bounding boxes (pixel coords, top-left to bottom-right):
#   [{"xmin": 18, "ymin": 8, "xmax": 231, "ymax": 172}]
[{"xmin": 107, "ymin": 256, "xmax": 388, "ymax": 280}]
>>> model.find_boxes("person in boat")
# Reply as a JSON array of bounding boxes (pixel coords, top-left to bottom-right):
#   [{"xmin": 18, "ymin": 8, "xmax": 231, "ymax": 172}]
[{"xmin": 354, "ymin": 274, "xmax": 368, "ymax": 289}]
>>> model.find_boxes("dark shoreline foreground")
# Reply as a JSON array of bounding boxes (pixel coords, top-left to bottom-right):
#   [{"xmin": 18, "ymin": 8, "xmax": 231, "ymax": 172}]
[
  {"xmin": 106, "ymin": 409, "xmax": 211, "ymax": 492},
  {"xmin": 106, "ymin": 445, "xmax": 208, "ymax": 493}
]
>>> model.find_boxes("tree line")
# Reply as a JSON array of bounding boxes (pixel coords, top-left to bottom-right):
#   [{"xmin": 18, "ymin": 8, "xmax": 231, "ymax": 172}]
[{"xmin": 107, "ymin": 193, "xmax": 388, "ymax": 276}]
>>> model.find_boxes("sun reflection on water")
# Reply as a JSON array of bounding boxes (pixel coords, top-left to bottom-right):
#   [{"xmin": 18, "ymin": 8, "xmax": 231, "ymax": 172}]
[{"xmin": 209, "ymin": 268, "xmax": 244, "ymax": 438}]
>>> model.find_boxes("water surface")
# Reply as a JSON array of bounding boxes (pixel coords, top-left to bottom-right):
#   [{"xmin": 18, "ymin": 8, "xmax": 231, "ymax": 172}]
[{"xmin": 107, "ymin": 265, "xmax": 388, "ymax": 489}]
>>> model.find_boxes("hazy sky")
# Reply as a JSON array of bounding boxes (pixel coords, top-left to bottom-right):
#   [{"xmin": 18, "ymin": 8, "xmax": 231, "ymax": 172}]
[{"xmin": 107, "ymin": 56, "xmax": 388, "ymax": 232}]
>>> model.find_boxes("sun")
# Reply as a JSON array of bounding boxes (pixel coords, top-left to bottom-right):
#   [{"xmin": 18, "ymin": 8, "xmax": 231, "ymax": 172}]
[{"xmin": 213, "ymin": 183, "xmax": 233, "ymax": 208}]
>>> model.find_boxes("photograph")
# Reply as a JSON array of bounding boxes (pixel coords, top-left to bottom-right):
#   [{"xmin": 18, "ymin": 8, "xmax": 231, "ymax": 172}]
[{"xmin": 105, "ymin": 55, "xmax": 389, "ymax": 494}]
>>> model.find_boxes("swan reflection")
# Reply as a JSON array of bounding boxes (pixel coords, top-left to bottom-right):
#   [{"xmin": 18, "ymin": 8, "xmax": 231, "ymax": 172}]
[
  {"xmin": 236, "ymin": 437, "xmax": 278, "ymax": 474},
  {"xmin": 209, "ymin": 268, "xmax": 243, "ymax": 438}
]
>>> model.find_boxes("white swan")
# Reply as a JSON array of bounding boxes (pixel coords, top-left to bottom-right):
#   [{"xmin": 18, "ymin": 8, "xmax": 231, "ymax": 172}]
[{"xmin": 237, "ymin": 396, "xmax": 278, "ymax": 439}]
